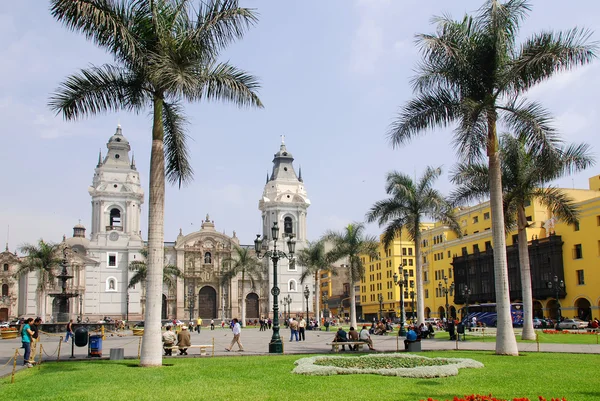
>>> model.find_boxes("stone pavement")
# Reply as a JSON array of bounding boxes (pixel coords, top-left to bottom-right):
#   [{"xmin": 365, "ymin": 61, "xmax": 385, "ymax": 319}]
[{"xmin": 2, "ymin": 326, "xmax": 599, "ymax": 378}]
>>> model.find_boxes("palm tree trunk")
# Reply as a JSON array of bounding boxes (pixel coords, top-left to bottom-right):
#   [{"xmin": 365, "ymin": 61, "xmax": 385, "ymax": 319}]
[
  {"xmin": 140, "ymin": 97, "xmax": 165, "ymax": 367},
  {"xmin": 349, "ymin": 279, "xmax": 357, "ymax": 329},
  {"xmin": 241, "ymin": 270, "xmax": 246, "ymax": 328},
  {"xmin": 488, "ymin": 118, "xmax": 519, "ymax": 356},
  {"xmin": 415, "ymin": 233, "xmax": 425, "ymax": 326},
  {"xmin": 517, "ymin": 206, "xmax": 536, "ymax": 340}
]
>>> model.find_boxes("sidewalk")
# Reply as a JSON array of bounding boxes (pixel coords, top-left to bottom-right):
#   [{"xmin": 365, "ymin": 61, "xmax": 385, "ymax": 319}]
[{"xmin": 2, "ymin": 327, "xmax": 599, "ymax": 377}]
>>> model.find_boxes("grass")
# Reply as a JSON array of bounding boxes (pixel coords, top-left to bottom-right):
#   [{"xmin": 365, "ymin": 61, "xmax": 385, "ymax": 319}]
[
  {"xmin": 431, "ymin": 329, "xmax": 600, "ymax": 344},
  {"xmin": 3, "ymin": 351, "xmax": 599, "ymax": 401}
]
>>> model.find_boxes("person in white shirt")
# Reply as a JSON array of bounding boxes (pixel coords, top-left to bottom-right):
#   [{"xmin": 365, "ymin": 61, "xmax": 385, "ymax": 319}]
[
  {"xmin": 298, "ymin": 317, "xmax": 307, "ymax": 341},
  {"xmin": 359, "ymin": 325, "xmax": 375, "ymax": 350},
  {"xmin": 162, "ymin": 326, "xmax": 177, "ymax": 356},
  {"xmin": 225, "ymin": 318, "xmax": 244, "ymax": 352}
]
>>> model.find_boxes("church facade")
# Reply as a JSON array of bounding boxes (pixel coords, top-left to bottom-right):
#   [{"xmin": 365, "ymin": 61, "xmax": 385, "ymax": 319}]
[{"xmin": 7, "ymin": 127, "xmax": 313, "ymax": 324}]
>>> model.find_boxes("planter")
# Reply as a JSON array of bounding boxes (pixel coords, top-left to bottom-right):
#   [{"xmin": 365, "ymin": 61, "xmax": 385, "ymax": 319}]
[
  {"xmin": 132, "ymin": 328, "xmax": 144, "ymax": 336},
  {"xmin": 1, "ymin": 330, "xmax": 19, "ymax": 340}
]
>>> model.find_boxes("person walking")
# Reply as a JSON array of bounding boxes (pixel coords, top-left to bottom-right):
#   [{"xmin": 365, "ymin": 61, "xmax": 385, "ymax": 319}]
[
  {"xmin": 64, "ymin": 319, "xmax": 74, "ymax": 343},
  {"xmin": 177, "ymin": 326, "xmax": 191, "ymax": 355},
  {"xmin": 298, "ymin": 317, "xmax": 306, "ymax": 341},
  {"xmin": 21, "ymin": 318, "xmax": 34, "ymax": 367},
  {"xmin": 210, "ymin": 319, "xmax": 215, "ymax": 330},
  {"xmin": 196, "ymin": 317, "xmax": 203, "ymax": 334},
  {"xmin": 29, "ymin": 317, "xmax": 41, "ymax": 363},
  {"xmin": 289, "ymin": 318, "xmax": 299, "ymax": 342},
  {"xmin": 225, "ymin": 318, "xmax": 244, "ymax": 352}
]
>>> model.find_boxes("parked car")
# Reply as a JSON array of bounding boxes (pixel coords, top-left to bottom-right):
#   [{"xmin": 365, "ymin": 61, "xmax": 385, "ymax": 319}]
[
  {"xmin": 557, "ymin": 318, "xmax": 588, "ymax": 330},
  {"xmin": 424, "ymin": 318, "xmax": 440, "ymax": 324},
  {"xmin": 532, "ymin": 318, "xmax": 544, "ymax": 328},
  {"xmin": 0, "ymin": 322, "xmax": 10, "ymax": 329}
]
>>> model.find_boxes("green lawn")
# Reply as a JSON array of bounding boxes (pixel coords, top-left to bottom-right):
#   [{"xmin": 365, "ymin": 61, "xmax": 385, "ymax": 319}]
[
  {"xmin": 431, "ymin": 329, "xmax": 600, "ymax": 344},
  {"xmin": 3, "ymin": 351, "xmax": 599, "ymax": 401}
]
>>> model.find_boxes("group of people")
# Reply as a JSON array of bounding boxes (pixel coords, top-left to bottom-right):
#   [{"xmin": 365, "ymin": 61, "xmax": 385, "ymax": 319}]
[
  {"xmin": 332, "ymin": 325, "xmax": 375, "ymax": 351},
  {"xmin": 258, "ymin": 317, "xmax": 272, "ymax": 331},
  {"xmin": 288, "ymin": 317, "xmax": 308, "ymax": 341},
  {"xmin": 19, "ymin": 317, "xmax": 42, "ymax": 368},
  {"xmin": 161, "ymin": 325, "xmax": 191, "ymax": 356}
]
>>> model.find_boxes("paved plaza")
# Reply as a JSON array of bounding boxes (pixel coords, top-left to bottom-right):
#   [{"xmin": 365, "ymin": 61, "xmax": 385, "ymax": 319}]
[{"xmin": 2, "ymin": 326, "xmax": 599, "ymax": 377}]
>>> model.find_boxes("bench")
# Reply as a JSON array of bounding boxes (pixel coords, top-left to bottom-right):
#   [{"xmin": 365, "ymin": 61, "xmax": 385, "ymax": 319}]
[
  {"xmin": 326, "ymin": 341, "xmax": 366, "ymax": 353},
  {"xmin": 163, "ymin": 343, "xmax": 214, "ymax": 356},
  {"xmin": 405, "ymin": 341, "xmax": 422, "ymax": 352}
]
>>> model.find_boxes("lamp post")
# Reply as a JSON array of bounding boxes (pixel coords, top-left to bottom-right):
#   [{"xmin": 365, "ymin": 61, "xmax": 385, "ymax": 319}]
[
  {"xmin": 409, "ymin": 281, "xmax": 415, "ymax": 324},
  {"xmin": 254, "ymin": 222, "xmax": 296, "ymax": 354},
  {"xmin": 284, "ymin": 294, "xmax": 293, "ymax": 321},
  {"xmin": 322, "ymin": 294, "xmax": 328, "ymax": 319},
  {"xmin": 438, "ymin": 276, "xmax": 455, "ymax": 323},
  {"xmin": 547, "ymin": 275, "xmax": 565, "ymax": 328},
  {"xmin": 378, "ymin": 293, "xmax": 383, "ymax": 321},
  {"xmin": 78, "ymin": 293, "xmax": 83, "ymax": 323},
  {"xmin": 461, "ymin": 284, "xmax": 471, "ymax": 340},
  {"xmin": 393, "ymin": 264, "xmax": 409, "ymax": 336},
  {"xmin": 304, "ymin": 285, "xmax": 310, "ymax": 322},
  {"xmin": 126, "ymin": 292, "xmax": 129, "ymax": 323}
]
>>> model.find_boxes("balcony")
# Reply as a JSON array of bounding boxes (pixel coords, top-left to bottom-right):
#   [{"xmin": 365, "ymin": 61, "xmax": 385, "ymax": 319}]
[{"xmin": 106, "ymin": 226, "xmax": 123, "ymax": 231}]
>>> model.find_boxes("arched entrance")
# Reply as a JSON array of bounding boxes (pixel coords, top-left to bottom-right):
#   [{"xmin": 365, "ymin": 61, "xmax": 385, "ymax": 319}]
[
  {"xmin": 162, "ymin": 294, "xmax": 167, "ymax": 319},
  {"xmin": 575, "ymin": 298, "xmax": 591, "ymax": 320},
  {"xmin": 0, "ymin": 308, "xmax": 8, "ymax": 321},
  {"xmin": 533, "ymin": 300, "xmax": 543, "ymax": 318},
  {"xmin": 546, "ymin": 299, "xmax": 559, "ymax": 320},
  {"xmin": 198, "ymin": 286, "xmax": 217, "ymax": 319},
  {"xmin": 438, "ymin": 306, "xmax": 445, "ymax": 319},
  {"xmin": 450, "ymin": 306, "xmax": 457, "ymax": 320},
  {"xmin": 424, "ymin": 307, "xmax": 431, "ymax": 319},
  {"xmin": 246, "ymin": 293, "xmax": 259, "ymax": 319}
]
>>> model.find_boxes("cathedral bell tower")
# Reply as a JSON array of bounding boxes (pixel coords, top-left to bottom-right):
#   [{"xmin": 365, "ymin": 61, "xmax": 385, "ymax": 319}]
[{"xmin": 258, "ymin": 138, "xmax": 311, "ymax": 316}]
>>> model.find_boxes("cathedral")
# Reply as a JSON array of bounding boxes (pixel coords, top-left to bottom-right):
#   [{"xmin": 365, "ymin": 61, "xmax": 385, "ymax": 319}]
[{"xmin": 0, "ymin": 126, "xmax": 313, "ymax": 323}]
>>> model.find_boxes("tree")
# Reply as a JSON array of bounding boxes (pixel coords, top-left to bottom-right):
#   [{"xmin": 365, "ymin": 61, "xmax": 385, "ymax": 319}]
[
  {"xmin": 16, "ymin": 240, "xmax": 62, "ymax": 317},
  {"xmin": 323, "ymin": 223, "xmax": 379, "ymax": 329},
  {"xmin": 221, "ymin": 245, "xmax": 265, "ymax": 327},
  {"xmin": 366, "ymin": 166, "xmax": 461, "ymax": 326},
  {"xmin": 297, "ymin": 240, "xmax": 337, "ymax": 320},
  {"xmin": 451, "ymin": 134, "xmax": 594, "ymax": 340},
  {"xmin": 128, "ymin": 248, "xmax": 182, "ymax": 290},
  {"xmin": 49, "ymin": 0, "xmax": 262, "ymax": 366},
  {"xmin": 388, "ymin": 0, "xmax": 596, "ymax": 355}
]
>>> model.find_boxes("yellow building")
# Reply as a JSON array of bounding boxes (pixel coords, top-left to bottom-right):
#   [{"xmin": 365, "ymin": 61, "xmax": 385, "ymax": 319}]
[{"xmin": 360, "ymin": 174, "xmax": 600, "ymax": 322}]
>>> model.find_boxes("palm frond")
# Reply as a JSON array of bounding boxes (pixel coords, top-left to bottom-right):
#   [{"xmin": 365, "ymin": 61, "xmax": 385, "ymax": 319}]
[
  {"xmin": 163, "ymin": 101, "xmax": 193, "ymax": 188},
  {"xmin": 192, "ymin": 62, "xmax": 263, "ymax": 108}
]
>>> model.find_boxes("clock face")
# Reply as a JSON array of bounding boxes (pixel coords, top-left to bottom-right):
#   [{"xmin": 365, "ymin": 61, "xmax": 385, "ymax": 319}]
[{"xmin": 109, "ymin": 231, "xmax": 119, "ymax": 241}]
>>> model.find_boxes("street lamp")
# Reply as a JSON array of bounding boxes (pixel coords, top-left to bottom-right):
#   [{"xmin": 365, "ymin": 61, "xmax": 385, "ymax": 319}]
[
  {"xmin": 304, "ymin": 285, "xmax": 310, "ymax": 322},
  {"xmin": 393, "ymin": 264, "xmax": 409, "ymax": 336},
  {"xmin": 254, "ymin": 222, "xmax": 296, "ymax": 354},
  {"xmin": 322, "ymin": 294, "xmax": 329, "ymax": 319},
  {"xmin": 461, "ymin": 284, "xmax": 471, "ymax": 340},
  {"xmin": 438, "ymin": 276, "xmax": 455, "ymax": 323},
  {"xmin": 126, "ymin": 292, "xmax": 130, "ymax": 323},
  {"xmin": 409, "ymin": 280, "xmax": 415, "ymax": 324},
  {"xmin": 378, "ymin": 293, "xmax": 384, "ymax": 321},
  {"xmin": 284, "ymin": 294, "xmax": 293, "ymax": 321},
  {"xmin": 547, "ymin": 275, "xmax": 565, "ymax": 327}
]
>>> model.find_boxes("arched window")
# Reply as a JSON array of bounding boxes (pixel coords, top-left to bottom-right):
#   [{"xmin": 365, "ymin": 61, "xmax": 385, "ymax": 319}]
[
  {"xmin": 110, "ymin": 208, "xmax": 122, "ymax": 228},
  {"xmin": 204, "ymin": 252, "xmax": 212, "ymax": 264},
  {"xmin": 3, "ymin": 263, "xmax": 8, "ymax": 271},
  {"xmin": 284, "ymin": 216, "xmax": 293, "ymax": 235},
  {"xmin": 288, "ymin": 279, "xmax": 297, "ymax": 292},
  {"xmin": 1, "ymin": 284, "xmax": 8, "ymax": 297}
]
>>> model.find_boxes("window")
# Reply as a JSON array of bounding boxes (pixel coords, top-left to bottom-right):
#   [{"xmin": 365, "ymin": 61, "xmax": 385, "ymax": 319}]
[
  {"xmin": 448, "ymin": 268, "xmax": 452, "ymax": 279},
  {"xmin": 483, "ymin": 212, "xmax": 490, "ymax": 220},
  {"xmin": 473, "ymin": 216, "xmax": 479, "ymax": 224},
  {"xmin": 526, "ymin": 215, "xmax": 532, "ymax": 222},
  {"xmin": 288, "ymin": 259, "xmax": 296, "ymax": 271},
  {"xmin": 485, "ymin": 241, "xmax": 492, "ymax": 251},
  {"xmin": 448, "ymin": 251, "xmax": 451, "ymax": 258},
  {"xmin": 402, "ymin": 248, "xmax": 407, "ymax": 256},
  {"xmin": 574, "ymin": 222, "xmax": 580, "ymax": 231},
  {"xmin": 424, "ymin": 271, "xmax": 428, "ymax": 282},
  {"xmin": 288, "ymin": 280, "xmax": 297, "ymax": 292},
  {"xmin": 409, "ymin": 270, "xmax": 414, "ymax": 277},
  {"xmin": 425, "ymin": 289, "xmax": 429, "ymax": 299},
  {"xmin": 3, "ymin": 263, "xmax": 8, "ymax": 271},
  {"xmin": 1, "ymin": 284, "xmax": 8, "ymax": 297},
  {"xmin": 408, "ymin": 248, "xmax": 413, "ymax": 256},
  {"xmin": 576, "ymin": 270, "xmax": 585, "ymax": 285},
  {"xmin": 107, "ymin": 252, "xmax": 118, "ymax": 267},
  {"xmin": 204, "ymin": 252, "xmax": 212, "ymax": 264},
  {"xmin": 597, "ymin": 216, "xmax": 600, "ymax": 226},
  {"xmin": 109, "ymin": 208, "xmax": 122, "ymax": 228},
  {"xmin": 524, "ymin": 200, "xmax": 531, "ymax": 207},
  {"xmin": 284, "ymin": 216, "xmax": 293, "ymax": 235},
  {"xmin": 512, "ymin": 234, "xmax": 519, "ymax": 245},
  {"xmin": 461, "ymin": 247, "xmax": 467, "ymax": 256},
  {"xmin": 473, "ymin": 244, "xmax": 479, "ymax": 253},
  {"xmin": 403, "ymin": 259, "xmax": 407, "ymax": 265},
  {"xmin": 408, "ymin": 259, "xmax": 413, "ymax": 266},
  {"xmin": 573, "ymin": 244, "xmax": 583, "ymax": 259},
  {"xmin": 106, "ymin": 277, "xmax": 117, "ymax": 292}
]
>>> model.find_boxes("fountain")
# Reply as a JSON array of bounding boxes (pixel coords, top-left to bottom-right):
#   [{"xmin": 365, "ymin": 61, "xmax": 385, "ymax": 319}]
[{"xmin": 48, "ymin": 247, "xmax": 79, "ymax": 323}]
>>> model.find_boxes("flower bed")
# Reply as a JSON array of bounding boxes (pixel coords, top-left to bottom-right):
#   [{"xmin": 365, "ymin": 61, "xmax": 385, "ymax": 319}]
[
  {"xmin": 293, "ymin": 353, "xmax": 483, "ymax": 378},
  {"xmin": 542, "ymin": 330, "xmax": 597, "ymax": 335},
  {"xmin": 420, "ymin": 395, "xmax": 566, "ymax": 401}
]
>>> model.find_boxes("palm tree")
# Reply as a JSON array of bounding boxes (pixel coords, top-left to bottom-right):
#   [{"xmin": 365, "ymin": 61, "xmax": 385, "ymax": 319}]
[
  {"xmin": 388, "ymin": 0, "xmax": 596, "ymax": 355},
  {"xmin": 49, "ymin": 0, "xmax": 262, "ymax": 366},
  {"xmin": 366, "ymin": 167, "xmax": 461, "ymax": 327},
  {"xmin": 323, "ymin": 223, "xmax": 379, "ymax": 329},
  {"xmin": 128, "ymin": 248, "xmax": 182, "ymax": 290},
  {"xmin": 451, "ymin": 134, "xmax": 594, "ymax": 340},
  {"xmin": 221, "ymin": 246, "xmax": 265, "ymax": 327},
  {"xmin": 16, "ymin": 240, "xmax": 62, "ymax": 317},
  {"xmin": 297, "ymin": 240, "xmax": 337, "ymax": 320}
]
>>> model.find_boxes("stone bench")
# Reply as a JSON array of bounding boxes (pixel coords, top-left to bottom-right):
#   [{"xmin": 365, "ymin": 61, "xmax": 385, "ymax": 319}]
[
  {"xmin": 405, "ymin": 341, "xmax": 422, "ymax": 352},
  {"xmin": 163, "ymin": 344, "xmax": 214, "ymax": 356},
  {"xmin": 326, "ymin": 341, "xmax": 366, "ymax": 353}
]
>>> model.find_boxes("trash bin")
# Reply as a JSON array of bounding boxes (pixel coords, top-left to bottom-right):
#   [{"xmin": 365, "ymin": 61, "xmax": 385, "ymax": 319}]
[
  {"xmin": 457, "ymin": 323, "xmax": 465, "ymax": 335},
  {"xmin": 75, "ymin": 327, "xmax": 89, "ymax": 347},
  {"xmin": 89, "ymin": 334, "xmax": 103, "ymax": 357}
]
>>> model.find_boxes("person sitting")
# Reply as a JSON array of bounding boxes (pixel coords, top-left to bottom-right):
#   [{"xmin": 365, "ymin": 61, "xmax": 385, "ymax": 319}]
[
  {"xmin": 333, "ymin": 327, "xmax": 348, "ymax": 351},
  {"xmin": 404, "ymin": 326, "xmax": 419, "ymax": 350},
  {"xmin": 162, "ymin": 326, "xmax": 177, "ymax": 356},
  {"xmin": 426, "ymin": 323, "xmax": 435, "ymax": 338},
  {"xmin": 419, "ymin": 323, "xmax": 428, "ymax": 339},
  {"xmin": 177, "ymin": 325, "xmax": 191, "ymax": 355},
  {"xmin": 374, "ymin": 321, "xmax": 386, "ymax": 335},
  {"xmin": 348, "ymin": 326, "xmax": 359, "ymax": 351},
  {"xmin": 359, "ymin": 325, "xmax": 375, "ymax": 350}
]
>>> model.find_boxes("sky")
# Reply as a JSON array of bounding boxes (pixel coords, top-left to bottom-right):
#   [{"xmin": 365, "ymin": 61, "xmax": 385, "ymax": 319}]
[{"xmin": 2, "ymin": 0, "xmax": 600, "ymax": 252}]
